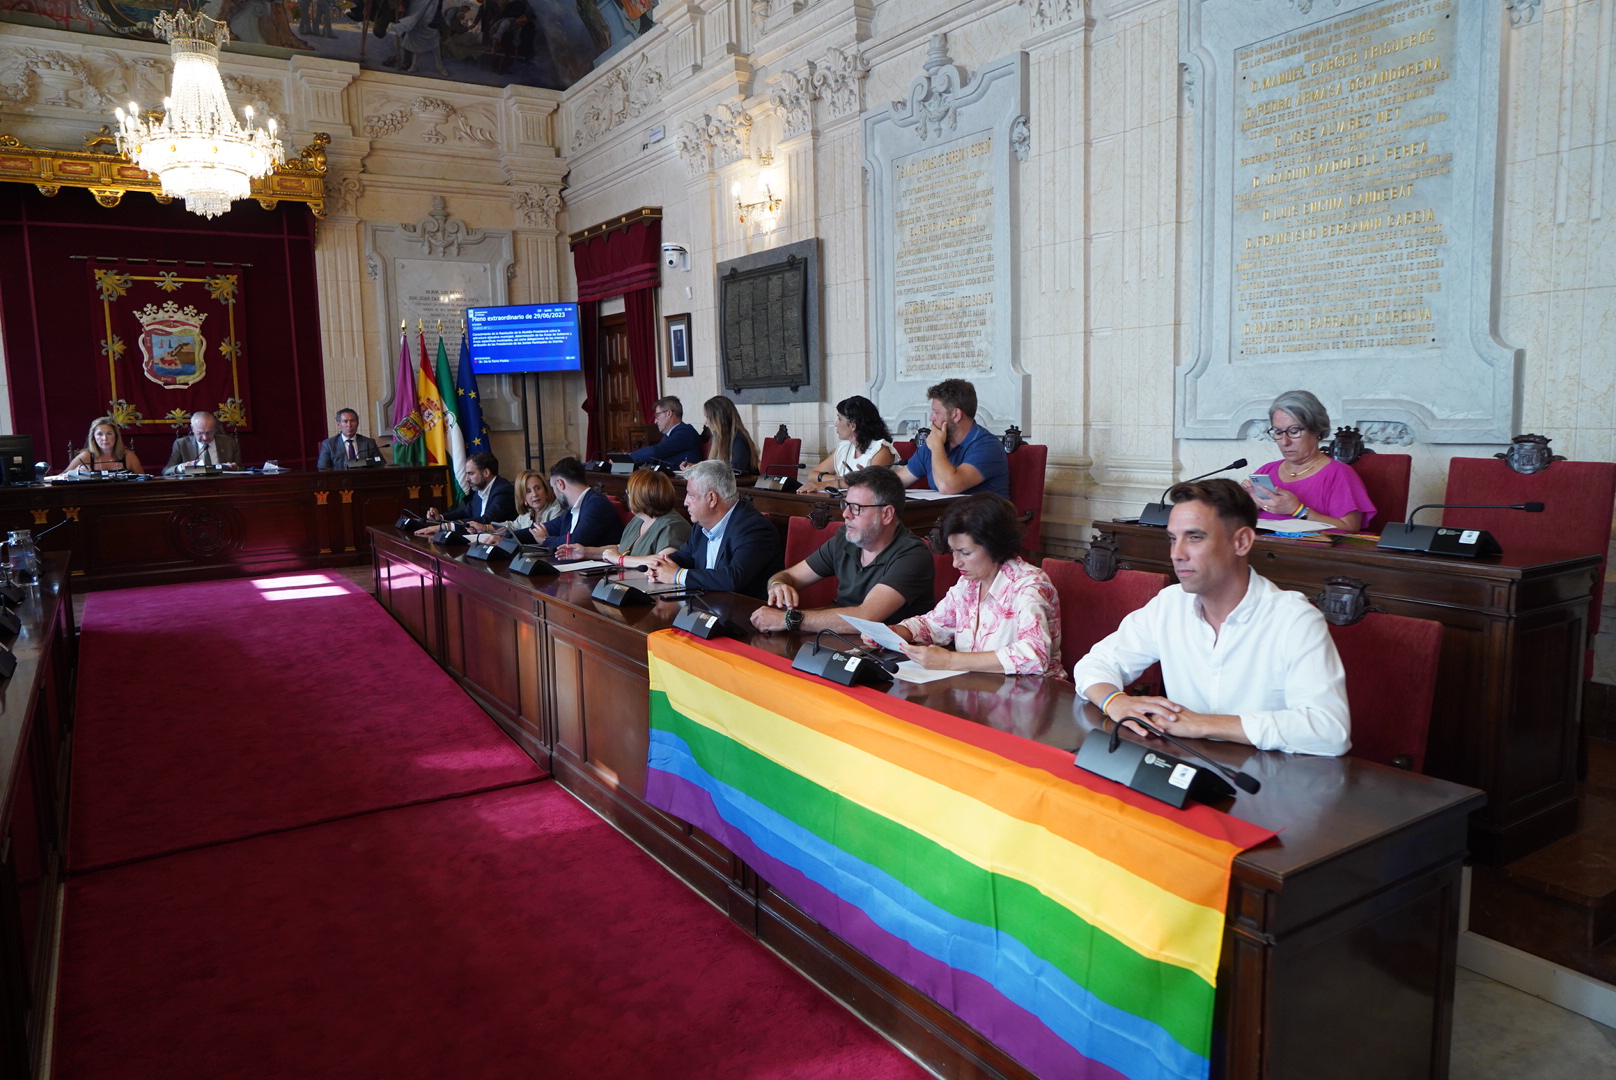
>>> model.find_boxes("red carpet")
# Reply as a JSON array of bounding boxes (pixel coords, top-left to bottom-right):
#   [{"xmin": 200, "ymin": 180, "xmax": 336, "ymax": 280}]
[
  {"xmin": 70, "ymin": 572, "xmax": 545, "ymax": 871},
  {"xmin": 54, "ymin": 783, "xmax": 930, "ymax": 1080}
]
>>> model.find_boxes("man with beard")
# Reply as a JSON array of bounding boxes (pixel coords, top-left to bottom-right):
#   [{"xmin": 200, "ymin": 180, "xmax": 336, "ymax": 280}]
[{"xmin": 894, "ymin": 378, "xmax": 1009, "ymax": 497}]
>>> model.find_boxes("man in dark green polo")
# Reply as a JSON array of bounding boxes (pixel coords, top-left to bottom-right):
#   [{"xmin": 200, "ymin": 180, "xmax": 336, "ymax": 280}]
[{"xmin": 750, "ymin": 466, "xmax": 935, "ymax": 634}]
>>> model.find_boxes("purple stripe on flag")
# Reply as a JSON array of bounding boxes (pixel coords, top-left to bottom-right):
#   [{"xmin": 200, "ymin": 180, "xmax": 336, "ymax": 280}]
[{"xmin": 647, "ymin": 768, "xmax": 1130, "ymax": 1080}]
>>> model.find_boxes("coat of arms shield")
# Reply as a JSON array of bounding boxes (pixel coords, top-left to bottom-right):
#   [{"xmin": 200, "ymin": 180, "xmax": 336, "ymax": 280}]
[{"xmin": 135, "ymin": 301, "xmax": 208, "ymax": 389}]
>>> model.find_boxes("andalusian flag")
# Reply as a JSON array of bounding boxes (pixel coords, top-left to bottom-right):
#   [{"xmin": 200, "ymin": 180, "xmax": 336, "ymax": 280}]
[
  {"xmin": 390, "ymin": 327, "xmax": 425, "ymax": 466},
  {"xmin": 414, "ymin": 330, "xmax": 462, "ymax": 502},
  {"xmin": 454, "ymin": 332, "xmax": 491, "ymax": 455},
  {"xmin": 434, "ymin": 333, "xmax": 468, "ymax": 487}
]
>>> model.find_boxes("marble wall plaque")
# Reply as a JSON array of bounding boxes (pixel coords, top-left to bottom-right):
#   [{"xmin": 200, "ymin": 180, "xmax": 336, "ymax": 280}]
[
  {"xmin": 1180, "ymin": 0, "xmax": 1518, "ymax": 443},
  {"xmin": 365, "ymin": 200, "xmax": 518, "ymax": 437},
  {"xmin": 865, "ymin": 37, "xmax": 1028, "ymax": 434}
]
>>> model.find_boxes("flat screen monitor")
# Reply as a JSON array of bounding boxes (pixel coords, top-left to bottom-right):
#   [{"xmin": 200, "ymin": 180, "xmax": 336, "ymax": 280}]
[
  {"xmin": 465, "ymin": 303, "xmax": 582, "ymax": 374},
  {"xmin": 0, "ymin": 435, "xmax": 32, "ymax": 485}
]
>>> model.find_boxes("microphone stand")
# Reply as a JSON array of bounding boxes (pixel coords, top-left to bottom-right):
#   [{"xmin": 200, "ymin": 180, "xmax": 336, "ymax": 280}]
[{"xmin": 1138, "ymin": 458, "xmax": 1249, "ymax": 526}]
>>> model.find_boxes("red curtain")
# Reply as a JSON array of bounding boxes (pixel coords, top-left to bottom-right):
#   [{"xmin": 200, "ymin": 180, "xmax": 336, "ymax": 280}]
[
  {"xmin": 571, "ymin": 218, "xmax": 661, "ymax": 455},
  {"xmin": 0, "ymin": 185, "xmax": 325, "ymax": 469}
]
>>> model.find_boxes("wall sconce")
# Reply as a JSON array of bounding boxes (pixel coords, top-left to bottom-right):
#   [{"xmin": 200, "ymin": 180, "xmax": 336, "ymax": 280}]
[{"xmin": 734, "ymin": 150, "xmax": 783, "ymax": 233}]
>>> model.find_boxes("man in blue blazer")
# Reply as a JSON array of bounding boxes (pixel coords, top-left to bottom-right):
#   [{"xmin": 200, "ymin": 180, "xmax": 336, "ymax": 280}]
[
  {"xmin": 628, "ymin": 396, "xmax": 702, "ymax": 468},
  {"xmin": 317, "ymin": 408, "xmax": 383, "ymax": 469},
  {"xmin": 645, "ymin": 460, "xmax": 782, "ymax": 599},
  {"xmin": 532, "ymin": 457, "xmax": 621, "ymax": 551}
]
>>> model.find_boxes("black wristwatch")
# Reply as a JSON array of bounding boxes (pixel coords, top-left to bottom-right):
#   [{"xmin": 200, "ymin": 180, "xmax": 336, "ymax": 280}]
[{"xmin": 784, "ymin": 608, "xmax": 804, "ymax": 632}]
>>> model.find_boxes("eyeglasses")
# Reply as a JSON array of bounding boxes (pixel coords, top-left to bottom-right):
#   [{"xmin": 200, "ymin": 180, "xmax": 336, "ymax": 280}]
[
  {"xmin": 1266, "ymin": 425, "xmax": 1309, "ymax": 440},
  {"xmin": 839, "ymin": 499, "xmax": 889, "ymax": 516},
  {"xmin": 653, "ymin": 409, "xmax": 671, "ymax": 419}
]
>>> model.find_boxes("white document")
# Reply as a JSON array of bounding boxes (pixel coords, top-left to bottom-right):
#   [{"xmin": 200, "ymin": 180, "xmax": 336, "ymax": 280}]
[
  {"xmin": 893, "ymin": 662, "xmax": 964, "ymax": 684},
  {"xmin": 551, "ymin": 560, "xmax": 615, "ymax": 572},
  {"xmin": 1255, "ymin": 518, "xmax": 1335, "ymax": 534},
  {"xmin": 839, "ymin": 614, "xmax": 912, "ymax": 652},
  {"xmin": 903, "ymin": 489, "xmax": 961, "ymax": 501}
]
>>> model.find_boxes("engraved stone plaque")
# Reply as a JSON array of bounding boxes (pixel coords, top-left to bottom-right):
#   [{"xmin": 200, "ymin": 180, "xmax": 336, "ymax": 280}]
[
  {"xmin": 865, "ymin": 38, "xmax": 1028, "ymax": 433},
  {"xmin": 1180, "ymin": 0, "xmax": 1518, "ymax": 442}
]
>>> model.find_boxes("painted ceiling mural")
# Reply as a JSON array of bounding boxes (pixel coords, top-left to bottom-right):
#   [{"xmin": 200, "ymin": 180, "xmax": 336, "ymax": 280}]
[{"xmin": 0, "ymin": 0, "xmax": 654, "ymax": 91}]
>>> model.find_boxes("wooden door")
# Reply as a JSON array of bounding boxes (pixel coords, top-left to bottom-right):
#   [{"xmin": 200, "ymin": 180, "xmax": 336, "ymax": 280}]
[{"xmin": 598, "ymin": 314, "xmax": 638, "ymax": 453}]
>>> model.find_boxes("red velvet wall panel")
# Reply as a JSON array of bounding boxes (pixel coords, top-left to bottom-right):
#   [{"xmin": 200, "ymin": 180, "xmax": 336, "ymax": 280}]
[{"xmin": 0, "ymin": 186, "xmax": 328, "ymax": 471}]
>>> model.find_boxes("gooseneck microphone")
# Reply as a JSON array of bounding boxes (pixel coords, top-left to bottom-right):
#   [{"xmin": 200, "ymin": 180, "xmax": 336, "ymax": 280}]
[
  {"xmin": 1377, "ymin": 501, "xmax": 1547, "ymax": 558},
  {"xmin": 1108, "ymin": 714, "xmax": 1262, "ymax": 794},
  {"xmin": 1138, "ymin": 459, "xmax": 1249, "ymax": 527}
]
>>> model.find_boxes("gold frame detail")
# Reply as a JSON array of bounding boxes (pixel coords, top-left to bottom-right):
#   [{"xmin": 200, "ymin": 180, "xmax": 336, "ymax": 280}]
[{"xmin": 0, "ymin": 128, "xmax": 330, "ymax": 216}]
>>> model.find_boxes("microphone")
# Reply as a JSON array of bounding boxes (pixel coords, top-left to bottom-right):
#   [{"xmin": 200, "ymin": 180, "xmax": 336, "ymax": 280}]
[
  {"xmin": 1138, "ymin": 459, "xmax": 1249, "ymax": 527},
  {"xmin": 1108, "ymin": 714, "xmax": 1262, "ymax": 794},
  {"xmin": 791, "ymin": 629, "xmax": 898, "ymax": 686},
  {"xmin": 813, "ymin": 628, "xmax": 899, "ymax": 673},
  {"xmin": 32, "ymin": 517, "xmax": 71, "ymax": 541},
  {"xmin": 1377, "ymin": 501, "xmax": 1547, "ymax": 558}
]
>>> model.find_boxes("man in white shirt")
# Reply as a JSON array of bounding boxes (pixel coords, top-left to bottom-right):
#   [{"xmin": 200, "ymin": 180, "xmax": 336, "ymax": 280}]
[{"xmin": 1072, "ymin": 478, "xmax": 1351, "ymax": 756}]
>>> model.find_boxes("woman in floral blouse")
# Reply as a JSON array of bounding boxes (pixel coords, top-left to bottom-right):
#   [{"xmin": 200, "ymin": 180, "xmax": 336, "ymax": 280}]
[{"xmin": 889, "ymin": 495, "xmax": 1065, "ymax": 678}]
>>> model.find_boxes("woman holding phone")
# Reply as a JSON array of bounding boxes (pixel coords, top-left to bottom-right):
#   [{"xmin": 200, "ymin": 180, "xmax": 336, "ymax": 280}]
[{"xmin": 1241, "ymin": 390, "xmax": 1376, "ymax": 533}]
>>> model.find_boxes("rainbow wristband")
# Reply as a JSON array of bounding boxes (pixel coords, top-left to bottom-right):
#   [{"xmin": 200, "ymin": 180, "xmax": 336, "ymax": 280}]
[
  {"xmin": 1099, "ymin": 690, "xmax": 1125, "ymax": 716},
  {"xmin": 1291, "ymin": 503, "xmax": 1308, "ymax": 519}
]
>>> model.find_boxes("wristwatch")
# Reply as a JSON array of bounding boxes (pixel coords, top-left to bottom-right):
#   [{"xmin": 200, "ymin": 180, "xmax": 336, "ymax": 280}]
[{"xmin": 784, "ymin": 608, "xmax": 804, "ymax": 632}]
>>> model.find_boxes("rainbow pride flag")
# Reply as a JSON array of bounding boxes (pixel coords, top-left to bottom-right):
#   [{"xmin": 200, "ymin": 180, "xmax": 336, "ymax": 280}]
[{"xmin": 645, "ymin": 631, "xmax": 1277, "ymax": 1080}]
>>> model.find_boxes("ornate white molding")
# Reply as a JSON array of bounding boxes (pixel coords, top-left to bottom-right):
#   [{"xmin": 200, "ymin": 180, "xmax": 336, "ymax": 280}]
[
  {"xmin": 568, "ymin": 54, "xmax": 665, "ymax": 153},
  {"xmin": 1022, "ymin": 0, "xmax": 1083, "ymax": 33},
  {"xmin": 890, "ymin": 36, "xmax": 969, "ymax": 143},
  {"xmin": 1288, "ymin": 0, "xmax": 1343, "ymax": 13},
  {"xmin": 677, "ymin": 102, "xmax": 752, "ymax": 177},
  {"xmin": 511, "ymin": 186, "xmax": 563, "ymax": 230},
  {"xmin": 1358, "ymin": 422, "xmax": 1416, "ymax": 446},
  {"xmin": 400, "ymin": 195, "xmax": 486, "ymax": 257},
  {"xmin": 769, "ymin": 69, "xmax": 815, "ymax": 140},
  {"xmin": 1507, "ymin": 0, "xmax": 1541, "ymax": 27},
  {"xmin": 1011, "ymin": 115, "xmax": 1030, "ymax": 162},
  {"xmin": 362, "ymin": 96, "xmax": 497, "ymax": 148},
  {"xmin": 326, "ymin": 172, "xmax": 364, "ymax": 218},
  {"xmin": 0, "ymin": 46, "xmax": 165, "ymax": 111},
  {"xmin": 811, "ymin": 47, "xmax": 866, "ymax": 120}
]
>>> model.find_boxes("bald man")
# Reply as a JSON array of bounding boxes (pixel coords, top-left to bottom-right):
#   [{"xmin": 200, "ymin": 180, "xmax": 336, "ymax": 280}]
[{"xmin": 164, "ymin": 411, "xmax": 242, "ymax": 474}]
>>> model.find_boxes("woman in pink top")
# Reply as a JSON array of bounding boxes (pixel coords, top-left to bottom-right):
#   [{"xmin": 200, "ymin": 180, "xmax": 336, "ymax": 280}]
[
  {"xmin": 888, "ymin": 495, "xmax": 1065, "ymax": 678},
  {"xmin": 1241, "ymin": 390, "xmax": 1377, "ymax": 532}
]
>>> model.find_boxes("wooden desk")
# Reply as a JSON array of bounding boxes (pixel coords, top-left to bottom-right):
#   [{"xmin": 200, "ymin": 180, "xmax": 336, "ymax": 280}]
[
  {"xmin": 588, "ymin": 470, "xmax": 960, "ymax": 533},
  {"xmin": 1094, "ymin": 520, "xmax": 1598, "ymax": 866},
  {"xmin": 0, "ymin": 467, "xmax": 446, "ymax": 590},
  {"xmin": 372, "ymin": 527, "xmax": 1485, "ymax": 1080},
  {"xmin": 0, "ymin": 558, "xmax": 74, "ymax": 1076}
]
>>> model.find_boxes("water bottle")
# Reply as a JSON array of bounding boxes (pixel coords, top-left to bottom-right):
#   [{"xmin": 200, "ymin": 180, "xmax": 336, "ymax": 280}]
[{"xmin": 6, "ymin": 530, "xmax": 39, "ymax": 585}]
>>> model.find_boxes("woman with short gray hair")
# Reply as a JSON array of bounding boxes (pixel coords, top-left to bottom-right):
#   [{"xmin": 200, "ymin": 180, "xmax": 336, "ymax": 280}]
[{"xmin": 1241, "ymin": 390, "xmax": 1377, "ymax": 532}]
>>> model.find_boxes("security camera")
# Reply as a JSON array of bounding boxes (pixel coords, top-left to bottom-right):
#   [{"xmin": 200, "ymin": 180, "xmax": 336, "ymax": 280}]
[{"xmin": 661, "ymin": 243, "xmax": 689, "ymax": 271}]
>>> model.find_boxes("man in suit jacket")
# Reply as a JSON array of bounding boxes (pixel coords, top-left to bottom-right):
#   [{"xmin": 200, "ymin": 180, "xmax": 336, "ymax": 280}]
[
  {"xmin": 645, "ymin": 460, "xmax": 782, "ymax": 599},
  {"xmin": 163, "ymin": 411, "xmax": 242, "ymax": 475},
  {"xmin": 425, "ymin": 451, "xmax": 517, "ymax": 525},
  {"xmin": 627, "ymin": 396, "xmax": 702, "ymax": 468},
  {"xmin": 531, "ymin": 457, "xmax": 620, "ymax": 551},
  {"xmin": 317, "ymin": 408, "xmax": 383, "ymax": 470}
]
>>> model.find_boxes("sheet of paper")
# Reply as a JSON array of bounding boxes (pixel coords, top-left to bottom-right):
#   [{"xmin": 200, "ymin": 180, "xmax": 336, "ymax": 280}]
[
  {"xmin": 1255, "ymin": 518, "xmax": 1335, "ymax": 534},
  {"xmin": 550, "ymin": 560, "xmax": 614, "ymax": 572},
  {"xmin": 903, "ymin": 489, "xmax": 962, "ymax": 501},
  {"xmin": 893, "ymin": 662, "xmax": 964, "ymax": 684},
  {"xmin": 839, "ymin": 614, "xmax": 912, "ymax": 652}
]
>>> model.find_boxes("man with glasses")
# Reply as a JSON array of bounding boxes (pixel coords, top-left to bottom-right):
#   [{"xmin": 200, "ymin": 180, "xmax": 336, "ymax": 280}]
[
  {"xmin": 750, "ymin": 466, "xmax": 935, "ymax": 633},
  {"xmin": 628, "ymin": 396, "xmax": 702, "ymax": 468}
]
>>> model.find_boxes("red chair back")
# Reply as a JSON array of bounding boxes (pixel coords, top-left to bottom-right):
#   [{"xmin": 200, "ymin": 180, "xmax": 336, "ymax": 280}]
[
  {"xmin": 605, "ymin": 495, "xmax": 633, "ymax": 527},
  {"xmin": 1042, "ymin": 558, "xmax": 1170, "ymax": 674},
  {"xmin": 759, "ymin": 437, "xmax": 802, "ymax": 478},
  {"xmin": 1006, "ymin": 444, "xmax": 1049, "ymax": 555},
  {"xmin": 1444, "ymin": 458, "xmax": 1616, "ymax": 661},
  {"xmin": 1329, "ymin": 612, "xmax": 1444, "ymax": 773},
  {"xmin": 1348, "ymin": 454, "xmax": 1410, "ymax": 534},
  {"xmin": 893, "ymin": 440, "xmax": 916, "ymax": 462},
  {"xmin": 784, "ymin": 517, "xmax": 840, "ymax": 608},
  {"xmin": 931, "ymin": 551, "xmax": 961, "ymax": 604}
]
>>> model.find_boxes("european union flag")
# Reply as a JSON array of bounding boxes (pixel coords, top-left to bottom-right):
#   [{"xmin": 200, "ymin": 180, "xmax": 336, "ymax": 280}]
[{"xmin": 454, "ymin": 332, "xmax": 490, "ymax": 453}]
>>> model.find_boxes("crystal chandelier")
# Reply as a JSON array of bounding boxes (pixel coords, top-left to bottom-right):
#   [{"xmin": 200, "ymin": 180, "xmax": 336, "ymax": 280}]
[{"xmin": 114, "ymin": 10, "xmax": 284, "ymax": 219}]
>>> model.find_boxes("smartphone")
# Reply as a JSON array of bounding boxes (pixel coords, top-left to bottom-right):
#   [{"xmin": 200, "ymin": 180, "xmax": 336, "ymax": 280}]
[{"xmin": 1248, "ymin": 473, "xmax": 1279, "ymax": 497}]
